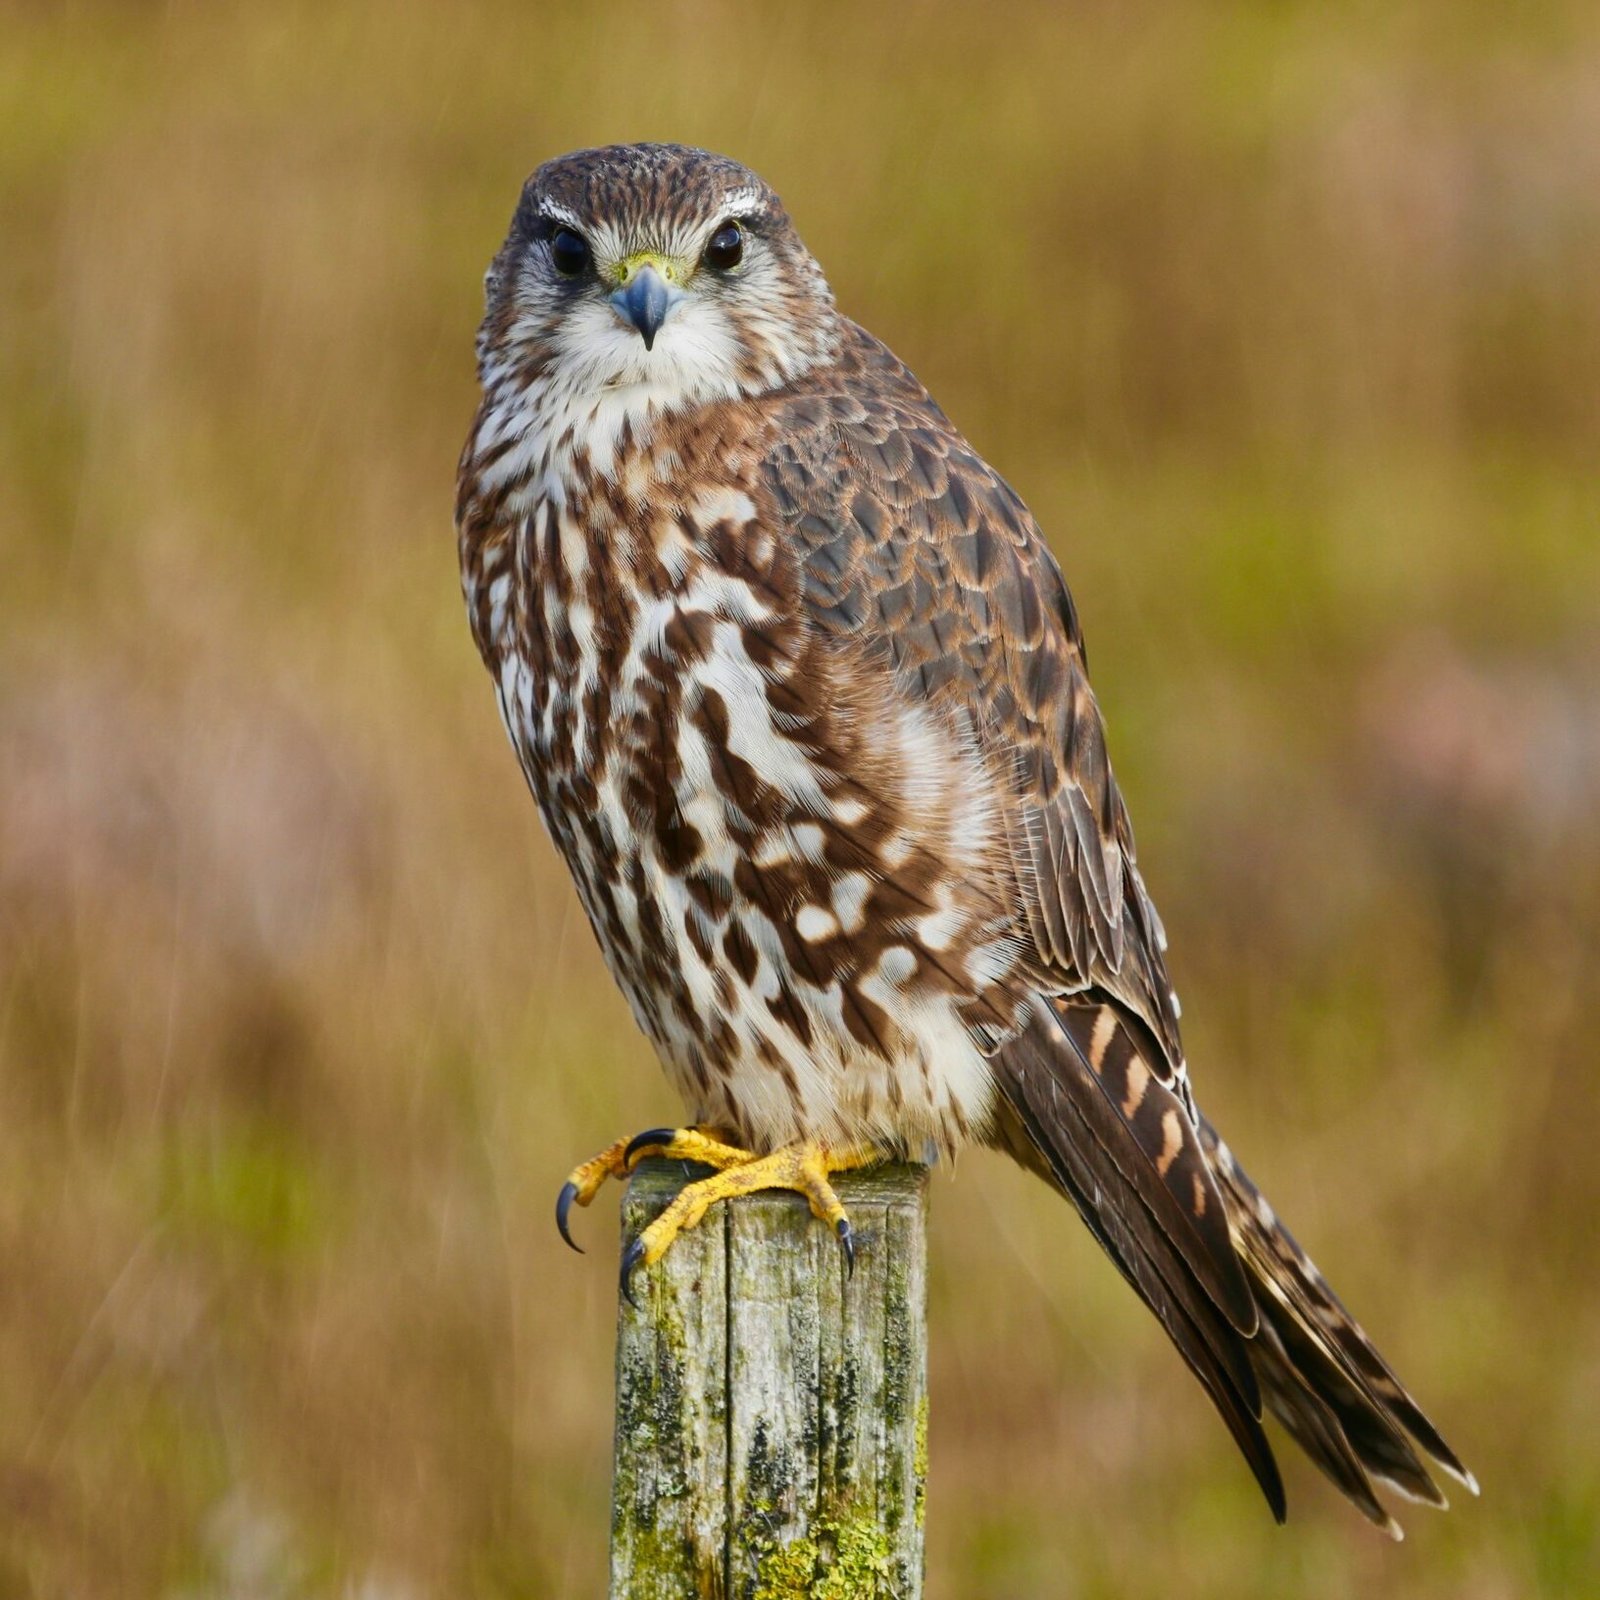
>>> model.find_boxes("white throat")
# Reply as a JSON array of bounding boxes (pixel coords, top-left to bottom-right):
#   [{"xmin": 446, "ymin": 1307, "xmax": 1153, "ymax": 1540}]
[{"xmin": 472, "ymin": 292, "xmax": 831, "ymax": 496}]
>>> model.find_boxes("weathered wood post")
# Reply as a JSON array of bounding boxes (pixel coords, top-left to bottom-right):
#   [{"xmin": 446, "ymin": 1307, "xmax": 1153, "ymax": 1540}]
[{"xmin": 611, "ymin": 1159, "xmax": 929, "ymax": 1598}]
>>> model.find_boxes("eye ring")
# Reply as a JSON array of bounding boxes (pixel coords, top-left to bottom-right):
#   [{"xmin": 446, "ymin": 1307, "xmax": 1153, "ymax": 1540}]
[
  {"xmin": 702, "ymin": 221, "xmax": 744, "ymax": 272},
  {"xmin": 550, "ymin": 227, "xmax": 590, "ymax": 278}
]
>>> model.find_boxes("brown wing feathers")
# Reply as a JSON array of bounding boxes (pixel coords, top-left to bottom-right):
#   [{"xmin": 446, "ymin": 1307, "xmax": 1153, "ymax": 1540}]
[
  {"xmin": 994, "ymin": 1004, "xmax": 1286, "ymax": 1523},
  {"xmin": 1201, "ymin": 1121, "xmax": 1477, "ymax": 1523},
  {"xmin": 1054, "ymin": 999, "xmax": 1254, "ymax": 1331},
  {"xmin": 993, "ymin": 995, "xmax": 1473, "ymax": 1533},
  {"xmin": 769, "ymin": 322, "xmax": 1470, "ymax": 1531}
]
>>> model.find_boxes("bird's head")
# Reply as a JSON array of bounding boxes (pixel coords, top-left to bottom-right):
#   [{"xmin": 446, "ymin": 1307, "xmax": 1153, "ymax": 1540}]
[{"xmin": 476, "ymin": 143, "xmax": 839, "ymax": 417}]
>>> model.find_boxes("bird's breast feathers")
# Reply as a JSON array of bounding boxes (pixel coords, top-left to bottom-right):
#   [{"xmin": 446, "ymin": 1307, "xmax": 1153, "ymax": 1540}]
[{"xmin": 473, "ymin": 404, "xmax": 1033, "ymax": 1154}]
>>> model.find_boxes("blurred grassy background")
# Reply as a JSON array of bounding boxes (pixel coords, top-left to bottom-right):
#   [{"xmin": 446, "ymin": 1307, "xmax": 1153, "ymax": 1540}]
[{"xmin": 3, "ymin": 1, "xmax": 1598, "ymax": 1595}]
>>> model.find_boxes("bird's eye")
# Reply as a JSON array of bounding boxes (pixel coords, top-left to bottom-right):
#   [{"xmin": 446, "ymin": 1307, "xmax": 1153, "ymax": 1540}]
[
  {"xmin": 703, "ymin": 222, "xmax": 744, "ymax": 272},
  {"xmin": 550, "ymin": 227, "xmax": 590, "ymax": 277}
]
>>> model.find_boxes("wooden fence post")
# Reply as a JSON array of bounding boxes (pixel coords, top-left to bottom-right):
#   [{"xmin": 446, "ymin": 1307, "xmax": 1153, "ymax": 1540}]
[{"xmin": 610, "ymin": 1159, "xmax": 929, "ymax": 1599}]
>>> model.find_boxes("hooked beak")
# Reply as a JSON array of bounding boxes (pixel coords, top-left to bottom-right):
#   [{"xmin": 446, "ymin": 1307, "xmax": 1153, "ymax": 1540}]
[{"xmin": 609, "ymin": 263, "xmax": 676, "ymax": 351}]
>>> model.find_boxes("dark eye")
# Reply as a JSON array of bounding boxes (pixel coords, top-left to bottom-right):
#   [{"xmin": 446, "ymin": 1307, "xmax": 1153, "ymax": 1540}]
[
  {"xmin": 703, "ymin": 221, "xmax": 744, "ymax": 271},
  {"xmin": 550, "ymin": 227, "xmax": 590, "ymax": 277}
]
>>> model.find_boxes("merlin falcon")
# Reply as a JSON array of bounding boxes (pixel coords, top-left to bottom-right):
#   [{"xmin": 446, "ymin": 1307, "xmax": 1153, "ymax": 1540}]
[{"xmin": 456, "ymin": 142, "xmax": 1474, "ymax": 1533}]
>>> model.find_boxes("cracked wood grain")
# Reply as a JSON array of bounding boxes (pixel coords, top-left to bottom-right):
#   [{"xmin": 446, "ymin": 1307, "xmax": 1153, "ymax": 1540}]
[{"xmin": 612, "ymin": 1160, "xmax": 928, "ymax": 1598}]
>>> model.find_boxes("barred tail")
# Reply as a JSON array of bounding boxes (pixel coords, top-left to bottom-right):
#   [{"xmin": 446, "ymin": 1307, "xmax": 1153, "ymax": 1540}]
[
  {"xmin": 1200, "ymin": 1119, "xmax": 1478, "ymax": 1538},
  {"xmin": 989, "ymin": 995, "xmax": 1474, "ymax": 1533}
]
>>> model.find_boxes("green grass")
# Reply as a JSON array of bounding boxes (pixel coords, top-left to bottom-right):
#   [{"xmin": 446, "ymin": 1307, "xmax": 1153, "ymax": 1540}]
[{"xmin": 2, "ymin": 2, "xmax": 1598, "ymax": 1594}]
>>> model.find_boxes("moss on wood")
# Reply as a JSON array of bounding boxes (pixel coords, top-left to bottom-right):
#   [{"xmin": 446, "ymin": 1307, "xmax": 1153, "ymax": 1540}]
[{"xmin": 612, "ymin": 1161, "xmax": 928, "ymax": 1598}]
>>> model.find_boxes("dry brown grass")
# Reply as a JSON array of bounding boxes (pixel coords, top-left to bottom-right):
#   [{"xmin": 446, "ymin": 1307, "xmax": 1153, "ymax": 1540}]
[{"xmin": 3, "ymin": 2, "xmax": 1598, "ymax": 1594}]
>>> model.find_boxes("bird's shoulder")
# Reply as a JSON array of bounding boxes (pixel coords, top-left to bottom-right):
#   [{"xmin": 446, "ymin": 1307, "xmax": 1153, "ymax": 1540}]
[{"xmin": 757, "ymin": 321, "xmax": 1084, "ymax": 643}]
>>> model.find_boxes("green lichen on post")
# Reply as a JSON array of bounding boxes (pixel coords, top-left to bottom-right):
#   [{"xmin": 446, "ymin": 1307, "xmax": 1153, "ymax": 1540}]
[
  {"xmin": 879, "ymin": 1254, "xmax": 917, "ymax": 1433},
  {"xmin": 750, "ymin": 1507, "xmax": 897, "ymax": 1599},
  {"xmin": 615, "ymin": 1161, "xmax": 927, "ymax": 1598},
  {"xmin": 617, "ymin": 1523, "xmax": 724, "ymax": 1600},
  {"xmin": 913, "ymin": 1395, "xmax": 930, "ymax": 1529},
  {"xmin": 869, "ymin": 1228, "xmax": 923, "ymax": 1542},
  {"xmin": 611, "ymin": 1163, "xmax": 729, "ymax": 1597},
  {"xmin": 753, "ymin": 1532, "xmax": 822, "ymax": 1598}
]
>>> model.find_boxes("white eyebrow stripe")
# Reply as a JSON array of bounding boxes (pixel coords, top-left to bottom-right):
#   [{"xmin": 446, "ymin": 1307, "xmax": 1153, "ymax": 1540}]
[
  {"xmin": 719, "ymin": 186, "xmax": 766, "ymax": 219},
  {"xmin": 537, "ymin": 198, "xmax": 582, "ymax": 227}
]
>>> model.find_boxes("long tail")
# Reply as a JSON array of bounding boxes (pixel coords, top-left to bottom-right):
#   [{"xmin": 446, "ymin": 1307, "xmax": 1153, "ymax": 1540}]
[
  {"xmin": 1199, "ymin": 1119, "xmax": 1478, "ymax": 1535},
  {"xmin": 989, "ymin": 995, "xmax": 1475, "ymax": 1535}
]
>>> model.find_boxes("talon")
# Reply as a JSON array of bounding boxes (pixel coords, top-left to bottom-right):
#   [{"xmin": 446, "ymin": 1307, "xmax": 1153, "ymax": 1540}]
[
  {"xmin": 620, "ymin": 1235, "xmax": 647, "ymax": 1309},
  {"xmin": 556, "ymin": 1180, "xmax": 584, "ymax": 1253},
  {"xmin": 555, "ymin": 1128, "xmax": 761, "ymax": 1268},
  {"xmin": 554, "ymin": 1137, "xmax": 633, "ymax": 1251},
  {"xmin": 564, "ymin": 1135, "xmax": 886, "ymax": 1299},
  {"xmin": 623, "ymin": 1127, "xmax": 681, "ymax": 1169}
]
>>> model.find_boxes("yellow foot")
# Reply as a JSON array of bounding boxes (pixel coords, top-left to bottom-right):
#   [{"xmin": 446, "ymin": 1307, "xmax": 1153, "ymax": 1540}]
[
  {"xmin": 555, "ymin": 1126, "xmax": 748, "ymax": 1253},
  {"xmin": 618, "ymin": 1137, "xmax": 883, "ymax": 1307}
]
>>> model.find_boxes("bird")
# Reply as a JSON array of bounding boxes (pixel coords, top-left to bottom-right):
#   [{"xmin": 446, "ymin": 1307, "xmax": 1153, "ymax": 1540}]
[{"xmin": 455, "ymin": 142, "xmax": 1474, "ymax": 1535}]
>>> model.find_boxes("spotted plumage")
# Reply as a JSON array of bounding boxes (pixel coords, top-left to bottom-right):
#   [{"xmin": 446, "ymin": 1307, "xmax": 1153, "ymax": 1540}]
[{"xmin": 456, "ymin": 142, "xmax": 1473, "ymax": 1533}]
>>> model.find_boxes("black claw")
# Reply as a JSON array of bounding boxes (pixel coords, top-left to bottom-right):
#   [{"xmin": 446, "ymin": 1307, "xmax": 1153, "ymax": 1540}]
[
  {"xmin": 624, "ymin": 1127, "xmax": 680, "ymax": 1169},
  {"xmin": 620, "ymin": 1236, "xmax": 647, "ymax": 1309},
  {"xmin": 556, "ymin": 1181, "xmax": 584, "ymax": 1254},
  {"xmin": 836, "ymin": 1217, "xmax": 856, "ymax": 1279}
]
